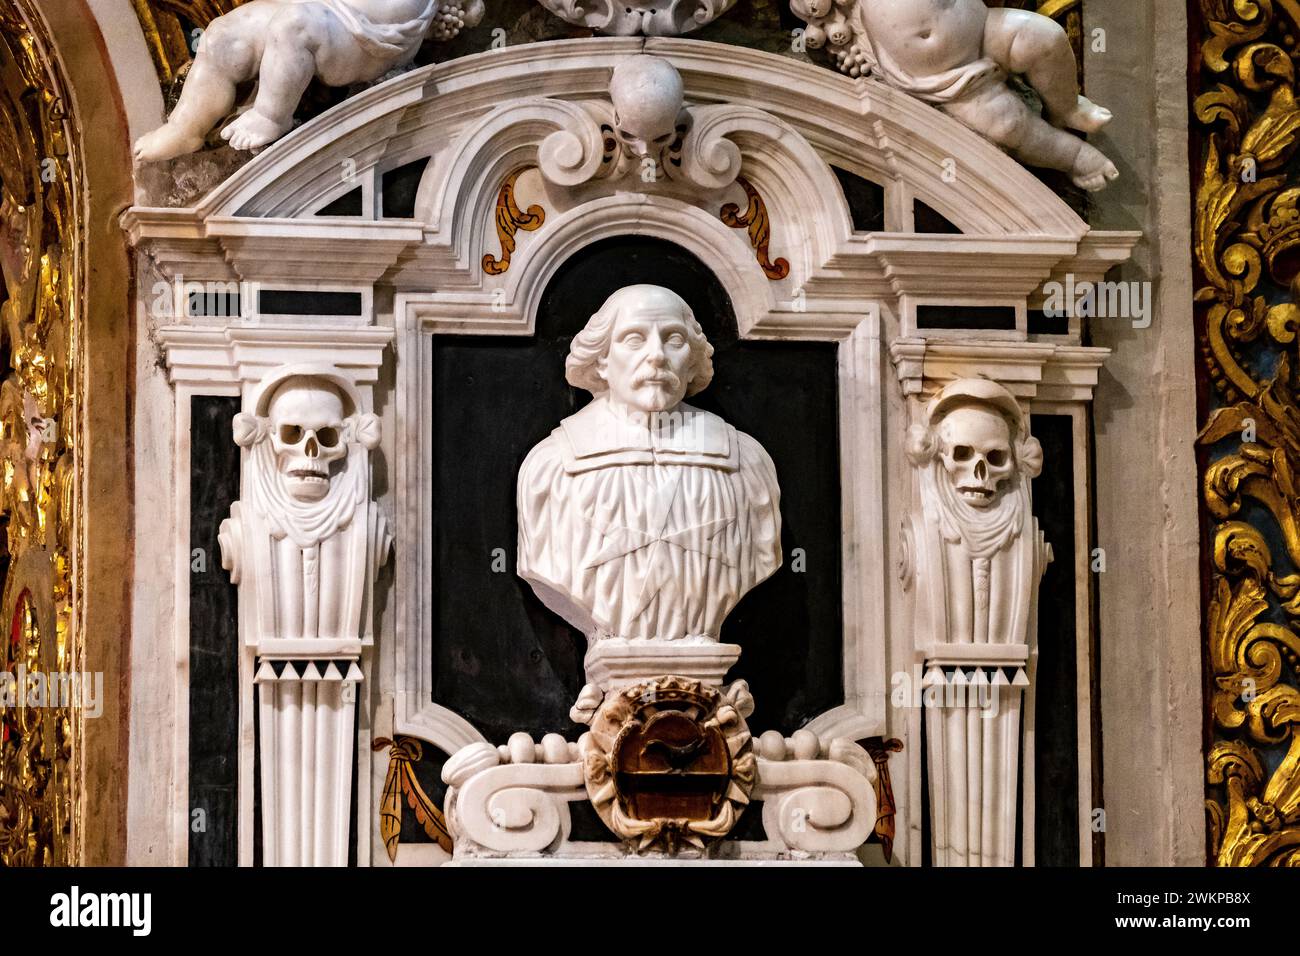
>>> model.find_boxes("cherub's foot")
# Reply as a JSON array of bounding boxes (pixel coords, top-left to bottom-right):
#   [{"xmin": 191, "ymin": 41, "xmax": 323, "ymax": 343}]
[
  {"xmin": 1072, "ymin": 142, "xmax": 1119, "ymax": 192},
  {"xmin": 133, "ymin": 123, "xmax": 207, "ymax": 163},
  {"xmin": 220, "ymin": 110, "xmax": 291, "ymax": 152},
  {"xmin": 1051, "ymin": 95, "xmax": 1113, "ymax": 134}
]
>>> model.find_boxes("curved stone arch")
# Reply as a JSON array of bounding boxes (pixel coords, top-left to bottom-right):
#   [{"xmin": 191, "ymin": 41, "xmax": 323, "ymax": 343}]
[
  {"xmin": 182, "ymin": 37, "xmax": 1085, "ymax": 242},
  {"xmin": 406, "ymin": 193, "xmax": 785, "ymax": 335},
  {"xmin": 397, "ymin": 99, "xmax": 853, "ymax": 312}
]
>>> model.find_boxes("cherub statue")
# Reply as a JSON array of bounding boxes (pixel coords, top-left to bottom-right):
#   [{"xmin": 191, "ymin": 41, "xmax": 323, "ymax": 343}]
[
  {"xmin": 134, "ymin": 0, "xmax": 484, "ymax": 162},
  {"xmin": 790, "ymin": 0, "xmax": 1117, "ymax": 191}
]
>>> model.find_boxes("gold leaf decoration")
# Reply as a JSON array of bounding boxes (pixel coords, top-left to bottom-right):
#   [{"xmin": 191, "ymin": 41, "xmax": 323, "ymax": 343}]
[
  {"xmin": 483, "ymin": 169, "xmax": 543, "ymax": 277},
  {"xmin": 0, "ymin": 0, "xmax": 82, "ymax": 867},
  {"xmin": 864, "ymin": 737, "xmax": 903, "ymax": 863},
  {"xmin": 482, "ymin": 168, "xmax": 545, "ymax": 277},
  {"xmin": 720, "ymin": 177, "xmax": 790, "ymax": 281},
  {"xmin": 1195, "ymin": 0, "xmax": 1300, "ymax": 867},
  {"xmin": 372, "ymin": 736, "xmax": 453, "ymax": 860}
]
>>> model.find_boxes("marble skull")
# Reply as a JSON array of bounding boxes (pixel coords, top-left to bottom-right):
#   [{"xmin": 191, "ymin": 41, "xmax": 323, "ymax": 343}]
[
  {"xmin": 267, "ymin": 378, "xmax": 347, "ymax": 502},
  {"xmin": 609, "ymin": 55, "xmax": 684, "ymax": 161},
  {"xmin": 936, "ymin": 405, "xmax": 1015, "ymax": 508}
]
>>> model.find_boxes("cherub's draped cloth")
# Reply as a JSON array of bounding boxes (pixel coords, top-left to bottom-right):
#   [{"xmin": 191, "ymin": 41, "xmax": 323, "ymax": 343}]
[
  {"xmin": 518, "ymin": 399, "xmax": 782, "ymax": 643},
  {"xmin": 320, "ymin": 0, "xmax": 437, "ymax": 61}
]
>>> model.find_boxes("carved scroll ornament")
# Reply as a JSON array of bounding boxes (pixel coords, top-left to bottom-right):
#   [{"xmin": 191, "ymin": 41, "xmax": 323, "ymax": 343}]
[
  {"xmin": 1193, "ymin": 0, "xmax": 1300, "ymax": 868},
  {"xmin": 534, "ymin": 0, "xmax": 737, "ymax": 37}
]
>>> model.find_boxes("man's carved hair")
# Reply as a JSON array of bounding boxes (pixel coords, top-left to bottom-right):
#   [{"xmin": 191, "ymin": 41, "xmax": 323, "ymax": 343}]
[{"xmin": 565, "ymin": 284, "xmax": 715, "ymax": 396}]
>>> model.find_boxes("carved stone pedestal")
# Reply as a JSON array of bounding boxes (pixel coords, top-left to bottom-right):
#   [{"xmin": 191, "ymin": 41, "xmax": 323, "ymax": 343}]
[
  {"xmin": 583, "ymin": 640, "xmax": 741, "ymax": 690},
  {"xmin": 441, "ymin": 721, "xmax": 878, "ymax": 863}
]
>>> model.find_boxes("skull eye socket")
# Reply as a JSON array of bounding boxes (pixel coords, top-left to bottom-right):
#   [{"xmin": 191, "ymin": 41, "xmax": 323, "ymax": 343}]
[
  {"xmin": 987, "ymin": 449, "xmax": 1008, "ymax": 467},
  {"xmin": 280, "ymin": 424, "xmax": 303, "ymax": 445},
  {"xmin": 952, "ymin": 445, "xmax": 974, "ymax": 462},
  {"xmin": 316, "ymin": 427, "xmax": 340, "ymax": 448}
]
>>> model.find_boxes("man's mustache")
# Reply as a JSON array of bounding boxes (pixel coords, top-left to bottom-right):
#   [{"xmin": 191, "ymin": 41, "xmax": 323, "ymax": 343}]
[{"xmin": 633, "ymin": 368, "xmax": 681, "ymax": 388}]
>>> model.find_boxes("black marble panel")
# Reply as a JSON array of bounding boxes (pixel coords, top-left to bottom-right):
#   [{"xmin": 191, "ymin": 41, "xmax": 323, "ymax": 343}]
[
  {"xmin": 188, "ymin": 395, "xmax": 241, "ymax": 867},
  {"xmin": 381, "ymin": 158, "xmax": 430, "ymax": 219},
  {"xmin": 914, "ymin": 199, "xmax": 964, "ymax": 235},
  {"xmin": 316, "ymin": 186, "xmax": 363, "ymax": 217},
  {"xmin": 832, "ymin": 166, "xmax": 886, "ymax": 232},
  {"xmin": 1028, "ymin": 308, "xmax": 1070, "ymax": 336},
  {"xmin": 916, "ymin": 305, "xmax": 1017, "ymax": 332},
  {"xmin": 1031, "ymin": 414, "xmax": 1080, "ymax": 866},
  {"xmin": 259, "ymin": 289, "xmax": 363, "ymax": 316}
]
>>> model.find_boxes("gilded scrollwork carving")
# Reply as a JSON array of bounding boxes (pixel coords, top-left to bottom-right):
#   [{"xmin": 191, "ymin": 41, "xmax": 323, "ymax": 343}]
[
  {"xmin": 0, "ymin": 0, "xmax": 82, "ymax": 867},
  {"xmin": 1194, "ymin": 0, "xmax": 1300, "ymax": 867}
]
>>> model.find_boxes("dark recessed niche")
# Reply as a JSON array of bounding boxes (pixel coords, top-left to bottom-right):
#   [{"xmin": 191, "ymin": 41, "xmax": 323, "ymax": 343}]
[
  {"xmin": 381, "ymin": 158, "xmax": 431, "ymax": 219},
  {"xmin": 1030, "ymin": 414, "xmax": 1079, "ymax": 866},
  {"xmin": 1028, "ymin": 309, "xmax": 1070, "ymax": 336},
  {"xmin": 913, "ymin": 199, "xmax": 963, "ymax": 234},
  {"xmin": 831, "ymin": 166, "xmax": 886, "ymax": 232},
  {"xmin": 315, "ymin": 186, "xmax": 364, "ymax": 217},
  {"xmin": 188, "ymin": 289, "xmax": 241, "ymax": 319},
  {"xmin": 916, "ymin": 305, "xmax": 1017, "ymax": 331},
  {"xmin": 428, "ymin": 236, "xmax": 844, "ymax": 743},
  {"xmin": 259, "ymin": 289, "xmax": 363, "ymax": 316}
]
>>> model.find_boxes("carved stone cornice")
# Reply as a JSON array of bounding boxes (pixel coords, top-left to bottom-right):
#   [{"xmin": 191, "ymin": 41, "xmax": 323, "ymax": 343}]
[
  {"xmin": 890, "ymin": 338, "xmax": 1109, "ymax": 405},
  {"xmin": 158, "ymin": 325, "xmax": 392, "ymax": 388}
]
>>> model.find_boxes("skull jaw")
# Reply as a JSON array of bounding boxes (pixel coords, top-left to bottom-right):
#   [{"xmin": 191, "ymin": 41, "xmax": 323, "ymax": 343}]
[
  {"xmin": 283, "ymin": 463, "xmax": 331, "ymax": 502},
  {"xmin": 955, "ymin": 484, "xmax": 999, "ymax": 508}
]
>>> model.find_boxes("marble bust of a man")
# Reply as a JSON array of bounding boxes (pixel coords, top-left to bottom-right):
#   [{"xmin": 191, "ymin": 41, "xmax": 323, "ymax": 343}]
[{"xmin": 517, "ymin": 284, "xmax": 782, "ymax": 645}]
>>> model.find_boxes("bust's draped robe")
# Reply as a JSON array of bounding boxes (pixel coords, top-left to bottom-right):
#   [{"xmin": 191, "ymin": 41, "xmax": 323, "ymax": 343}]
[{"xmin": 517, "ymin": 399, "xmax": 782, "ymax": 643}]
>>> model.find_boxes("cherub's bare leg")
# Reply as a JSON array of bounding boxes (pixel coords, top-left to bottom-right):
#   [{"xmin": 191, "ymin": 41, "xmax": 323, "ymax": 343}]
[
  {"xmin": 945, "ymin": 86, "xmax": 1118, "ymax": 192},
  {"xmin": 1014, "ymin": 116, "xmax": 1118, "ymax": 191},
  {"xmin": 134, "ymin": 4, "xmax": 276, "ymax": 162},
  {"xmin": 221, "ymin": 4, "xmax": 341, "ymax": 151},
  {"xmin": 983, "ymin": 8, "xmax": 1110, "ymax": 134}
]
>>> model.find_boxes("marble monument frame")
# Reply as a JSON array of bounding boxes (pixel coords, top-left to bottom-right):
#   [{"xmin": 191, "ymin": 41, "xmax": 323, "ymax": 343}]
[{"xmin": 123, "ymin": 36, "xmax": 1139, "ymax": 866}]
